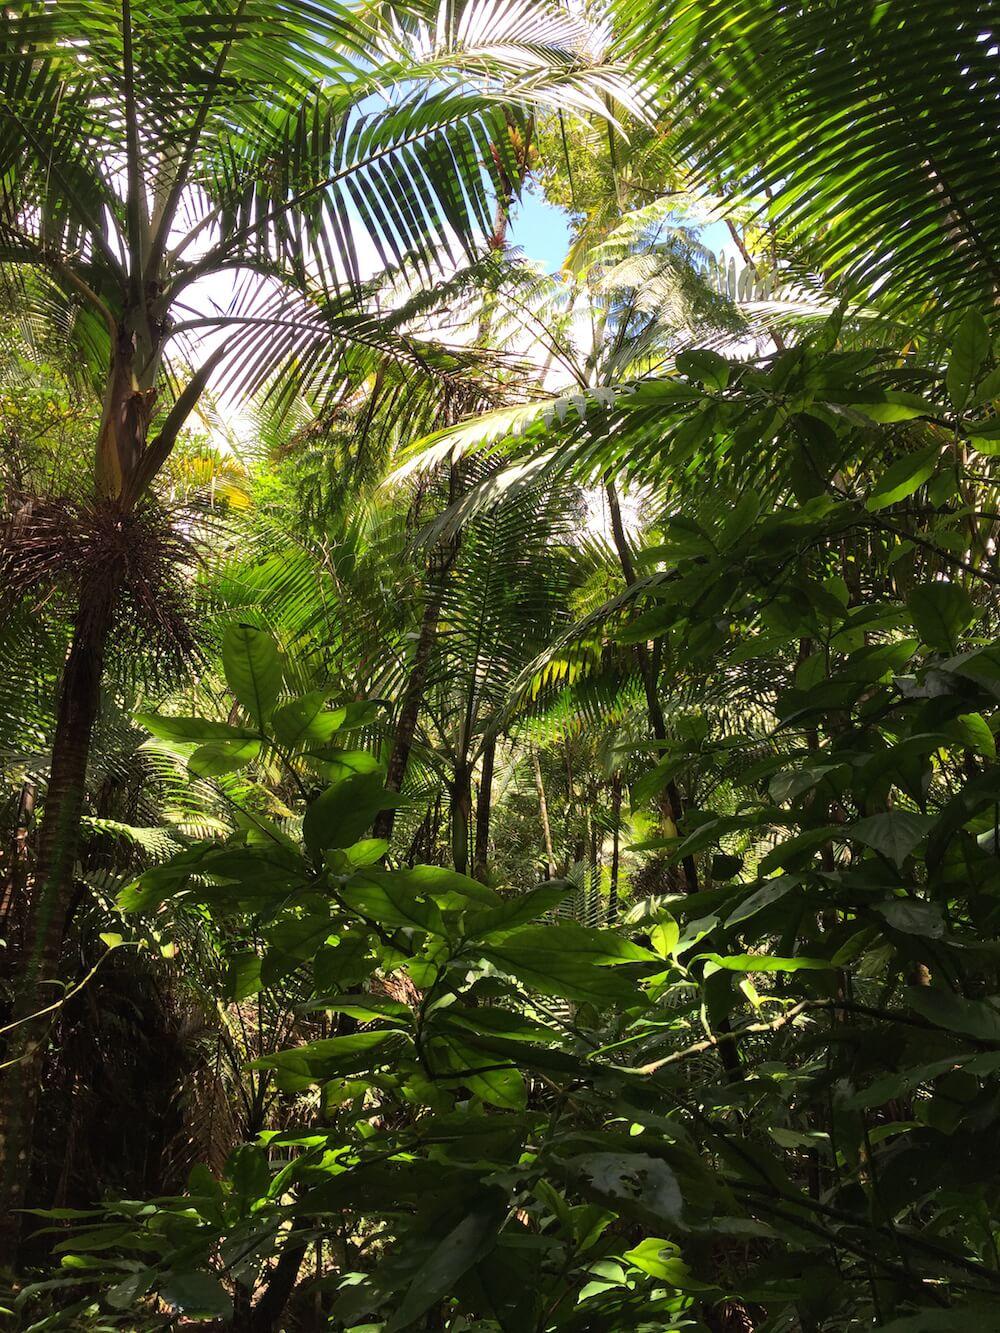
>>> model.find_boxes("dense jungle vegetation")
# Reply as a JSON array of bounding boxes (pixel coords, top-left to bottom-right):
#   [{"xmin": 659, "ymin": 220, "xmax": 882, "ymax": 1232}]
[{"xmin": 0, "ymin": 0, "xmax": 998, "ymax": 1328}]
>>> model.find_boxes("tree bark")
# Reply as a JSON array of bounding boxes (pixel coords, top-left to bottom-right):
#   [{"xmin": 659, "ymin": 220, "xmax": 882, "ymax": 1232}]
[
  {"xmin": 372, "ymin": 579, "xmax": 446, "ymax": 844},
  {"xmin": 0, "ymin": 577, "xmax": 117, "ymax": 1264},
  {"xmin": 608, "ymin": 774, "xmax": 622, "ymax": 924},
  {"xmin": 450, "ymin": 761, "xmax": 473, "ymax": 876},
  {"xmin": 604, "ymin": 483, "xmax": 741, "ymax": 1081},
  {"xmin": 0, "ymin": 779, "xmax": 35, "ymax": 952},
  {"xmin": 604, "ymin": 480, "xmax": 698, "ymax": 892},
  {"xmin": 473, "ymin": 735, "xmax": 496, "ymax": 882},
  {"xmin": 373, "ymin": 464, "xmax": 462, "ymax": 845},
  {"xmin": 532, "ymin": 748, "xmax": 555, "ymax": 880}
]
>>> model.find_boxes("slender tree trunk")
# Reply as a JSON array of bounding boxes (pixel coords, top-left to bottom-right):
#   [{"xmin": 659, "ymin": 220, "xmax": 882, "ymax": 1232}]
[
  {"xmin": 450, "ymin": 761, "xmax": 472, "ymax": 876},
  {"xmin": 0, "ymin": 578, "xmax": 118, "ymax": 1264},
  {"xmin": 532, "ymin": 748, "xmax": 555, "ymax": 880},
  {"xmin": 604, "ymin": 483, "xmax": 742, "ymax": 1082},
  {"xmin": 604, "ymin": 480, "xmax": 698, "ymax": 892},
  {"xmin": 373, "ymin": 579, "xmax": 447, "ymax": 844},
  {"xmin": 608, "ymin": 774, "xmax": 622, "ymax": 924},
  {"xmin": 587, "ymin": 794, "xmax": 601, "ymax": 926},
  {"xmin": 0, "ymin": 779, "xmax": 35, "ymax": 950},
  {"xmin": 473, "ymin": 735, "xmax": 496, "ymax": 883},
  {"xmin": 374, "ymin": 458, "xmax": 463, "ymax": 845},
  {"xmin": 374, "ymin": 120, "xmax": 532, "ymax": 852}
]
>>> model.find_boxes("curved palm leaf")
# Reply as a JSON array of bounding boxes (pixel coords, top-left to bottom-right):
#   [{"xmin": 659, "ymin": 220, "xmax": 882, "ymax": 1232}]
[{"xmin": 614, "ymin": 0, "xmax": 999, "ymax": 312}]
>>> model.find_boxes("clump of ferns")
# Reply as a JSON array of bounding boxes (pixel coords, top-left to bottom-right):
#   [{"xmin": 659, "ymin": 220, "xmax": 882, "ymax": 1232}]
[{"xmin": 0, "ymin": 490, "xmax": 203, "ymax": 681}]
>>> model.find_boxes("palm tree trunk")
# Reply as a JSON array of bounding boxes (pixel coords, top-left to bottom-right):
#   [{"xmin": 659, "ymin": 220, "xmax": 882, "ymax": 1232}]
[
  {"xmin": 473, "ymin": 736, "xmax": 496, "ymax": 882},
  {"xmin": 608, "ymin": 775, "xmax": 622, "ymax": 924},
  {"xmin": 374, "ymin": 464, "xmax": 462, "ymax": 845},
  {"xmin": 532, "ymin": 748, "xmax": 555, "ymax": 880},
  {"xmin": 373, "ymin": 580, "xmax": 446, "ymax": 844},
  {"xmin": 604, "ymin": 480, "xmax": 698, "ymax": 892},
  {"xmin": 451, "ymin": 761, "xmax": 472, "ymax": 876},
  {"xmin": 604, "ymin": 483, "xmax": 740, "ymax": 1081},
  {"xmin": 0, "ymin": 578, "xmax": 118, "ymax": 1264}
]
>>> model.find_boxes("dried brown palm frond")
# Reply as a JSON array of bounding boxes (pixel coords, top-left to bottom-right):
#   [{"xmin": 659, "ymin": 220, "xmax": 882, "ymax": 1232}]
[
  {"xmin": 161, "ymin": 1012, "xmax": 244, "ymax": 1186},
  {"xmin": 0, "ymin": 493, "xmax": 200, "ymax": 671}
]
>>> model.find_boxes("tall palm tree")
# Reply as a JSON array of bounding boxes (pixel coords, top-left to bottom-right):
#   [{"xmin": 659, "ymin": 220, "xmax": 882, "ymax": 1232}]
[{"xmin": 0, "ymin": 0, "xmax": 637, "ymax": 1252}]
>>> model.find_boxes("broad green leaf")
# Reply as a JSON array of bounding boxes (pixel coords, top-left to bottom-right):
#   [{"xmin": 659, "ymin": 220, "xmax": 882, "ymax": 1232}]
[
  {"xmin": 759, "ymin": 826, "xmax": 840, "ymax": 874},
  {"xmin": 466, "ymin": 882, "xmax": 573, "ymax": 938},
  {"xmin": 337, "ymin": 700, "xmax": 385, "ymax": 730},
  {"xmin": 266, "ymin": 912, "xmax": 335, "ymax": 960},
  {"xmin": 340, "ymin": 871, "xmax": 446, "ymax": 935},
  {"xmin": 384, "ymin": 1192, "xmax": 506, "ymax": 1332},
  {"xmin": 222, "ymin": 623, "xmax": 282, "ymax": 726},
  {"xmin": 303, "ymin": 773, "xmax": 403, "ymax": 857},
  {"xmin": 188, "ymin": 737, "xmax": 260, "ymax": 777},
  {"xmin": 675, "ymin": 347, "xmax": 730, "ymax": 389},
  {"xmin": 947, "ymin": 311, "xmax": 990, "ymax": 411},
  {"xmin": 907, "ymin": 581, "xmax": 977, "ymax": 652},
  {"xmin": 106, "ymin": 1270, "xmax": 155, "ymax": 1310},
  {"xmin": 433, "ymin": 1035, "xmax": 526, "ymax": 1109},
  {"xmin": 485, "ymin": 925, "xmax": 653, "ymax": 1006},
  {"xmin": 966, "ymin": 417, "xmax": 1000, "ymax": 453},
  {"xmin": 850, "ymin": 811, "xmax": 935, "ymax": 867},
  {"xmin": 227, "ymin": 1144, "xmax": 271, "ymax": 1199},
  {"xmin": 650, "ymin": 919, "xmax": 680, "ymax": 958},
  {"xmin": 253, "ymin": 1029, "xmax": 401, "ymax": 1077},
  {"xmin": 160, "ymin": 1272, "xmax": 232, "ymax": 1320},
  {"xmin": 865, "ymin": 444, "xmax": 940, "ymax": 512},
  {"xmin": 303, "ymin": 993, "xmax": 411, "ymax": 1021},
  {"xmin": 843, "ymin": 392, "xmax": 934, "ymax": 423},
  {"xmin": 137, "ymin": 713, "xmax": 258, "ymax": 745},
  {"xmin": 726, "ymin": 877, "xmax": 795, "ymax": 925},
  {"xmin": 344, "ymin": 838, "xmax": 389, "ymax": 867},
  {"xmin": 946, "ymin": 712, "xmax": 997, "ymax": 759},
  {"xmin": 489, "ymin": 923, "xmax": 654, "ymax": 966},
  {"xmin": 561, "ymin": 1152, "xmax": 683, "ymax": 1227},
  {"xmin": 971, "ymin": 363, "xmax": 1000, "ymax": 407},
  {"xmin": 698, "ymin": 953, "xmax": 833, "ymax": 972},
  {"xmin": 390, "ymin": 864, "xmax": 500, "ymax": 909},
  {"xmin": 905, "ymin": 987, "xmax": 1000, "ymax": 1042},
  {"xmin": 623, "ymin": 1238, "xmax": 712, "ymax": 1289},
  {"xmin": 846, "ymin": 1052, "xmax": 1000, "ymax": 1110},
  {"xmin": 437, "ymin": 1006, "xmax": 561, "ymax": 1045},
  {"xmin": 225, "ymin": 951, "xmax": 263, "ymax": 1001},
  {"xmin": 875, "ymin": 899, "xmax": 945, "ymax": 938},
  {"xmin": 271, "ymin": 690, "xmax": 346, "ymax": 748}
]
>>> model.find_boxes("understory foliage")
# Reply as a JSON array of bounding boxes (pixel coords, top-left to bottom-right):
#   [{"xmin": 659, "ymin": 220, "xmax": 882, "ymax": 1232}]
[{"xmin": 1, "ymin": 0, "xmax": 999, "ymax": 1331}]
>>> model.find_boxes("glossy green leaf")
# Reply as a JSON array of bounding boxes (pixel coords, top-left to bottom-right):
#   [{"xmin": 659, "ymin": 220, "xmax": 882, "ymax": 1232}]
[
  {"xmin": 906, "ymin": 581, "xmax": 977, "ymax": 653},
  {"xmin": 623, "ymin": 1238, "xmax": 712, "ymax": 1289},
  {"xmin": 222, "ymin": 623, "xmax": 283, "ymax": 726},
  {"xmin": 905, "ymin": 987, "xmax": 1000, "ymax": 1043},
  {"xmin": 340, "ymin": 871, "xmax": 446, "ymax": 935},
  {"xmin": 698, "ymin": 953, "xmax": 833, "ymax": 972},
  {"xmin": 160, "ymin": 1272, "xmax": 232, "ymax": 1320},
  {"xmin": 947, "ymin": 311, "xmax": 990, "ymax": 411},
  {"xmin": 271, "ymin": 690, "xmax": 346, "ymax": 748},
  {"xmin": 303, "ymin": 773, "xmax": 403, "ymax": 857},
  {"xmin": 137, "ymin": 714, "xmax": 258, "ymax": 745},
  {"xmin": 866, "ymin": 444, "xmax": 940, "ymax": 512},
  {"xmin": 850, "ymin": 811, "xmax": 935, "ymax": 867},
  {"xmin": 384, "ymin": 1191, "xmax": 506, "ymax": 1332},
  {"xmin": 188, "ymin": 737, "xmax": 261, "ymax": 777}
]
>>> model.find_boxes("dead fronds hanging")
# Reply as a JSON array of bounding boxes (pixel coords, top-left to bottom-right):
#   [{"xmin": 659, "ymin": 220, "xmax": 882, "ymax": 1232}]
[{"xmin": 0, "ymin": 493, "xmax": 201, "ymax": 670}]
